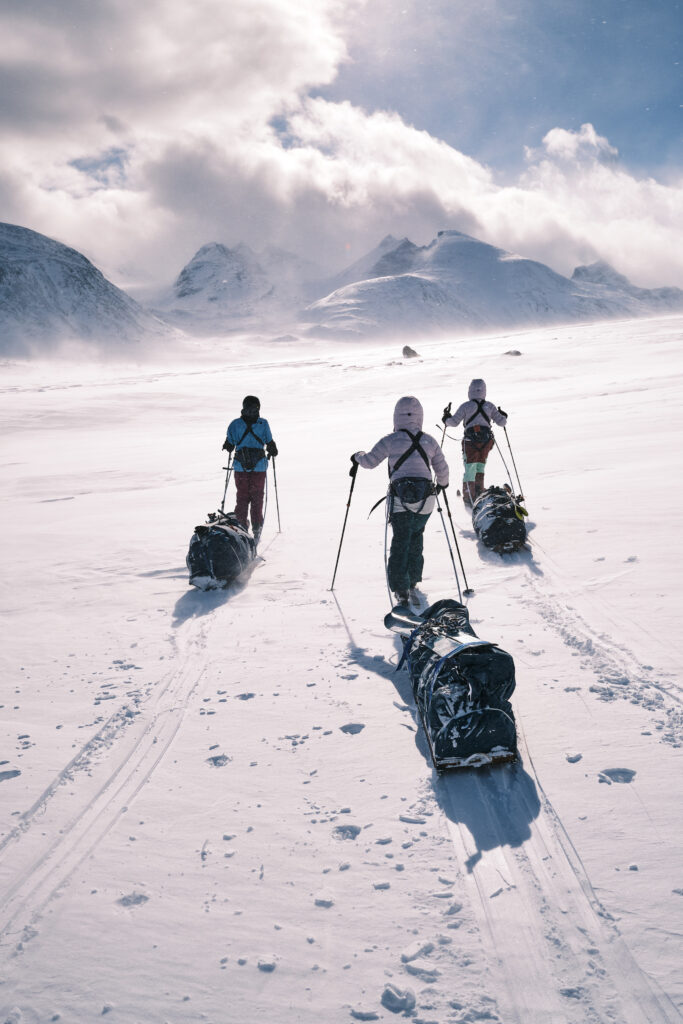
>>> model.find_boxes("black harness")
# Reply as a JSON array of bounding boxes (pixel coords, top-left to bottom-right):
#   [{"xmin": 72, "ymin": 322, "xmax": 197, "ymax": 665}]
[
  {"xmin": 389, "ymin": 430, "xmax": 434, "ymax": 513},
  {"xmin": 368, "ymin": 429, "xmax": 436, "ymax": 517},
  {"xmin": 391, "ymin": 429, "xmax": 430, "ymax": 475},
  {"xmin": 234, "ymin": 421, "xmax": 266, "ymax": 472},
  {"xmin": 464, "ymin": 400, "xmax": 491, "ymax": 427}
]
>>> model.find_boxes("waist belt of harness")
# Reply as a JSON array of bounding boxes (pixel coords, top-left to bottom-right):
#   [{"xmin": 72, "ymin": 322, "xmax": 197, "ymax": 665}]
[
  {"xmin": 235, "ymin": 446, "xmax": 265, "ymax": 471},
  {"xmin": 391, "ymin": 476, "xmax": 434, "ymax": 505},
  {"xmin": 464, "ymin": 425, "xmax": 493, "ymax": 446}
]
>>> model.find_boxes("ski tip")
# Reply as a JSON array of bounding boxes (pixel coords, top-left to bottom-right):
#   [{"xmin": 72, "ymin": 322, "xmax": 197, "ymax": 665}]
[{"xmin": 384, "ymin": 605, "xmax": 425, "ymax": 632}]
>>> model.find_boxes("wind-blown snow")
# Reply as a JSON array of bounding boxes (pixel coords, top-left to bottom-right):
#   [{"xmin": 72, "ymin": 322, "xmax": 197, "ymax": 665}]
[
  {"xmin": 303, "ymin": 231, "xmax": 683, "ymax": 337},
  {"xmin": 0, "ymin": 223, "xmax": 168, "ymax": 357},
  {"xmin": 153, "ymin": 241, "xmax": 319, "ymax": 335},
  {"xmin": 1, "ymin": 315, "xmax": 682, "ymax": 1023}
]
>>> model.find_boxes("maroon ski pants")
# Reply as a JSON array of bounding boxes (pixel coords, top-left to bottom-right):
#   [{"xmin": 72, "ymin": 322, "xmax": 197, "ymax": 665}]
[{"xmin": 234, "ymin": 471, "xmax": 266, "ymax": 531}]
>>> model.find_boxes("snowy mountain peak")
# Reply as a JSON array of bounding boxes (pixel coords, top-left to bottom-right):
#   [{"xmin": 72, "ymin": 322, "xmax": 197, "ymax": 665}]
[
  {"xmin": 572, "ymin": 260, "xmax": 632, "ymax": 288},
  {"xmin": 303, "ymin": 228, "xmax": 683, "ymax": 337},
  {"xmin": 173, "ymin": 242, "xmax": 266, "ymax": 301},
  {"xmin": 0, "ymin": 221, "xmax": 166, "ymax": 356},
  {"xmin": 572, "ymin": 259, "xmax": 683, "ymax": 305}
]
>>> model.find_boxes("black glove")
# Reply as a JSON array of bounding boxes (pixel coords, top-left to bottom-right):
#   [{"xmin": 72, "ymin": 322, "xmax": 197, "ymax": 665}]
[
  {"xmin": 436, "ymin": 483, "xmax": 448, "ymax": 493},
  {"xmin": 497, "ymin": 406, "xmax": 508, "ymax": 418},
  {"xmin": 222, "ymin": 439, "xmax": 235, "ymax": 452},
  {"xmin": 441, "ymin": 402, "xmax": 452, "ymax": 424},
  {"xmin": 266, "ymin": 440, "xmax": 278, "ymax": 458}
]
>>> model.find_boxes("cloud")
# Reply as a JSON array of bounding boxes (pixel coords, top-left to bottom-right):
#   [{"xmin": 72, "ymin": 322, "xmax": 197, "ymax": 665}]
[
  {"xmin": 2, "ymin": 0, "xmax": 682, "ymax": 291},
  {"xmin": 526, "ymin": 123, "xmax": 619, "ymax": 165}
]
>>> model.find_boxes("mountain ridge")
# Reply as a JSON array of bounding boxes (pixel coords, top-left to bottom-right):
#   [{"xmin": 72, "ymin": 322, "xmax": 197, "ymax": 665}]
[{"xmin": 2, "ymin": 221, "xmax": 682, "ymax": 352}]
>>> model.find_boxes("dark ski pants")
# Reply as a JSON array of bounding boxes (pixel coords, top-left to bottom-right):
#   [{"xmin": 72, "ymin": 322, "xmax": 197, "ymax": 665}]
[
  {"xmin": 388, "ymin": 510, "xmax": 429, "ymax": 593},
  {"xmin": 234, "ymin": 470, "xmax": 266, "ymax": 532},
  {"xmin": 462, "ymin": 435, "xmax": 494, "ymax": 505}
]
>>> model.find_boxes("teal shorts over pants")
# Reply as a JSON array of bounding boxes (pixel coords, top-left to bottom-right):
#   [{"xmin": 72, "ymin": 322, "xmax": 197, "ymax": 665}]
[{"xmin": 388, "ymin": 510, "xmax": 429, "ymax": 593}]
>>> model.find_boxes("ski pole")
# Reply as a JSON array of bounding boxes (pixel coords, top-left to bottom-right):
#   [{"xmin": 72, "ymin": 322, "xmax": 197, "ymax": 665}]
[
  {"xmin": 439, "ymin": 402, "xmax": 451, "ymax": 449},
  {"xmin": 271, "ymin": 456, "xmax": 282, "ymax": 532},
  {"xmin": 503, "ymin": 425, "xmax": 524, "ymax": 497},
  {"xmin": 220, "ymin": 454, "xmax": 233, "ymax": 513},
  {"xmin": 436, "ymin": 493, "xmax": 462, "ymax": 603},
  {"xmin": 330, "ymin": 462, "xmax": 359, "ymax": 591},
  {"xmin": 440, "ymin": 488, "xmax": 474, "ymax": 596}
]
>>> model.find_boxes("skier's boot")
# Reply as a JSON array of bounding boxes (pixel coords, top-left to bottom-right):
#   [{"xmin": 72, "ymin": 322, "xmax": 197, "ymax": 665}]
[{"xmin": 393, "ymin": 590, "xmax": 409, "ymax": 607}]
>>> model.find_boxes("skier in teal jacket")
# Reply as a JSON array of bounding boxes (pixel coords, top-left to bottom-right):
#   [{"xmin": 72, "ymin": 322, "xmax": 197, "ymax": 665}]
[{"xmin": 222, "ymin": 396, "xmax": 277, "ymax": 541}]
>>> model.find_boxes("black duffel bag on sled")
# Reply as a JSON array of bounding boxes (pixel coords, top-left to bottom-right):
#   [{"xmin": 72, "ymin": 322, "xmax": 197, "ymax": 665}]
[
  {"xmin": 186, "ymin": 511, "xmax": 256, "ymax": 590},
  {"xmin": 397, "ymin": 599, "xmax": 517, "ymax": 772},
  {"xmin": 472, "ymin": 485, "xmax": 527, "ymax": 553}
]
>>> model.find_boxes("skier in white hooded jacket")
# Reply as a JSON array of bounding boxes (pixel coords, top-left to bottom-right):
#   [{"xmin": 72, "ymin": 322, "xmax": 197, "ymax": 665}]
[
  {"xmin": 351, "ymin": 396, "xmax": 449, "ymax": 607},
  {"xmin": 442, "ymin": 379, "xmax": 507, "ymax": 507}
]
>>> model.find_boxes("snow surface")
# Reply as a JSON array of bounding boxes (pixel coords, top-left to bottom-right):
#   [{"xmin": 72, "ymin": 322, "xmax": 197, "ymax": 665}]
[{"xmin": 1, "ymin": 314, "xmax": 682, "ymax": 1024}]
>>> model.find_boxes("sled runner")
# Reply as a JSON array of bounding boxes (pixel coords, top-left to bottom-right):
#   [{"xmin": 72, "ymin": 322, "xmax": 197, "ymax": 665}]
[
  {"xmin": 471, "ymin": 485, "xmax": 527, "ymax": 554},
  {"xmin": 186, "ymin": 510, "xmax": 257, "ymax": 590},
  {"xmin": 386, "ymin": 598, "xmax": 517, "ymax": 773}
]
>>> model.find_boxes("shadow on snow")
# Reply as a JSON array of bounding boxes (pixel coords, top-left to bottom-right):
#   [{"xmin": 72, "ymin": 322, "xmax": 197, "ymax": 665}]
[
  {"xmin": 334, "ymin": 592, "xmax": 541, "ymax": 871},
  {"xmin": 171, "ymin": 559, "xmax": 261, "ymax": 626}
]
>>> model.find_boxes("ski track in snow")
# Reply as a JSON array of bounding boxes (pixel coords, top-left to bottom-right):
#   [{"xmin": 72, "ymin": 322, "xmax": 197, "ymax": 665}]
[
  {"xmin": 439, "ymin": 736, "xmax": 680, "ymax": 1024},
  {"xmin": 524, "ymin": 539, "xmax": 683, "ymax": 748},
  {"xmin": 0, "ymin": 624, "xmax": 207, "ymax": 953}
]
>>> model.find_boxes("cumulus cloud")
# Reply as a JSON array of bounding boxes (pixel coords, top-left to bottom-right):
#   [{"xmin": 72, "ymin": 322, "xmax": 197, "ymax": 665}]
[
  {"xmin": 526, "ymin": 123, "xmax": 619, "ymax": 165},
  {"xmin": 2, "ymin": 0, "xmax": 682, "ymax": 291}
]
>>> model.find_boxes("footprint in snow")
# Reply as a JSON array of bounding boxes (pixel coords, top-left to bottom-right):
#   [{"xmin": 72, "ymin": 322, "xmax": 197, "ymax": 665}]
[
  {"xmin": 117, "ymin": 893, "xmax": 149, "ymax": 907},
  {"xmin": 207, "ymin": 754, "xmax": 231, "ymax": 767},
  {"xmin": 381, "ymin": 984, "xmax": 416, "ymax": 1013},
  {"xmin": 333, "ymin": 824, "xmax": 361, "ymax": 840},
  {"xmin": 401, "ymin": 940, "xmax": 435, "ymax": 963},
  {"xmin": 0, "ymin": 770, "xmax": 21, "ymax": 783},
  {"xmin": 598, "ymin": 768, "xmax": 636, "ymax": 784},
  {"xmin": 340, "ymin": 723, "xmax": 365, "ymax": 735}
]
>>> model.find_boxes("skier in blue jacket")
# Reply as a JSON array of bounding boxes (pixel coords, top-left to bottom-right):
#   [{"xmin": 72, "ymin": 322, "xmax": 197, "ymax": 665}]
[{"xmin": 222, "ymin": 396, "xmax": 277, "ymax": 542}]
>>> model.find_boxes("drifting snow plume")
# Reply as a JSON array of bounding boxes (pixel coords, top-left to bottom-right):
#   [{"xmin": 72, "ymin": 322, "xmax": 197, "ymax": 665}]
[
  {"xmin": 302, "ymin": 230, "xmax": 683, "ymax": 338},
  {"xmin": 0, "ymin": 222, "xmax": 167, "ymax": 357},
  {"xmin": 572, "ymin": 260, "xmax": 683, "ymax": 311},
  {"xmin": 155, "ymin": 241, "xmax": 318, "ymax": 335}
]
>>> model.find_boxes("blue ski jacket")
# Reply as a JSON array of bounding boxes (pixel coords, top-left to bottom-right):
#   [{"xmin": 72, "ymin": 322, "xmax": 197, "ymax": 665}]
[{"xmin": 226, "ymin": 416, "xmax": 273, "ymax": 473}]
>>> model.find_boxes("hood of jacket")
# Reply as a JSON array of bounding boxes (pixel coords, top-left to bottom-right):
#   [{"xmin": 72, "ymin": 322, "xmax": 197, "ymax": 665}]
[
  {"xmin": 393, "ymin": 395, "xmax": 424, "ymax": 432},
  {"xmin": 468, "ymin": 379, "xmax": 486, "ymax": 400}
]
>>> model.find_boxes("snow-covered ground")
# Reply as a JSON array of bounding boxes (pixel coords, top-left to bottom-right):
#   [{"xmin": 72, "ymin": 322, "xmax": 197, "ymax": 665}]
[{"xmin": 1, "ymin": 314, "xmax": 682, "ymax": 1024}]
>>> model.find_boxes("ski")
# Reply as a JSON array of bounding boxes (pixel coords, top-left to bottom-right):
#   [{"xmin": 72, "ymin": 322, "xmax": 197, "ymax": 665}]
[{"xmin": 383, "ymin": 604, "xmax": 425, "ymax": 634}]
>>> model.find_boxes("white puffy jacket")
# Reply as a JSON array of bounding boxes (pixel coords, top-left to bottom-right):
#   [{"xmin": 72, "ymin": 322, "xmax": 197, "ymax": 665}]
[
  {"xmin": 354, "ymin": 396, "xmax": 449, "ymax": 514},
  {"xmin": 446, "ymin": 378, "xmax": 507, "ymax": 430}
]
